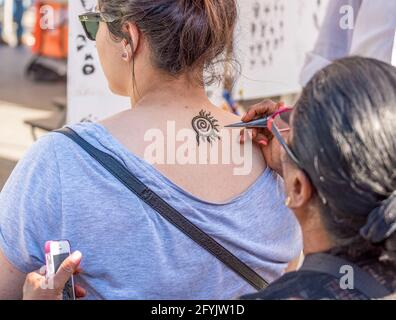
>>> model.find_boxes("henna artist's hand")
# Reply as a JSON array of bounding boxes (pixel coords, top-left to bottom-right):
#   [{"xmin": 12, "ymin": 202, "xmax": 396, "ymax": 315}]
[
  {"xmin": 23, "ymin": 251, "xmax": 86, "ymax": 300},
  {"xmin": 239, "ymin": 100, "xmax": 286, "ymax": 176}
]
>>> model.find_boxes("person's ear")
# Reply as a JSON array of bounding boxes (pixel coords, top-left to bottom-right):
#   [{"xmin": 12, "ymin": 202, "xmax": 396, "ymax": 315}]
[
  {"xmin": 121, "ymin": 21, "xmax": 140, "ymax": 62},
  {"xmin": 288, "ymin": 170, "xmax": 314, "ymax": 210}
]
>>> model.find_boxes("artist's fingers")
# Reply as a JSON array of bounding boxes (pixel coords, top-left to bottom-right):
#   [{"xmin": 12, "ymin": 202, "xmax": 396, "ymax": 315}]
[
  {"xmin": 241, "ymin": 128, "xmax": 270, "ymax": 145},
  {"xmin": 239, "ymin": 129, "xmax": 245, "ymax": 144},
  {"xmin": 253, "ymin": 127, "xmax": 275, "ymax": 143},
  {"xmin": 256, "ymin": 133, "xmax": 270, "ymax": 146},
  {"xmin": 242, "ymin": 100, "xmax": 282, "ymax": 122},
  {"xmin": 240, "ymin": 128, "xmax": 255, "ymax": 144},
  {"xmin": 252, "ymin": 128, "xmax": 258, "ymax": 140}
]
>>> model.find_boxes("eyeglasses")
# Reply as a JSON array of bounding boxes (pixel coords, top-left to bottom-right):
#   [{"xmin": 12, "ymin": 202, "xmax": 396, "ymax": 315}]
[
  {"xmin": 78, "ymin": 12, "xmax": 120, "ymax": 41},
  {"xmin": 267, "ymin": 107, "xmax": 301, "ymax": 167},
  {"xmin": 270, "ymin": 108, "xmax": 330, "ymax": 205}
]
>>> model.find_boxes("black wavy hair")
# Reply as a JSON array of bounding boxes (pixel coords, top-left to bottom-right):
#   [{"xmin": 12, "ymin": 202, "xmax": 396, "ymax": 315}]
[{"xmin": 291, "ymin": 57, "xmax": 396, "ymax": 264}]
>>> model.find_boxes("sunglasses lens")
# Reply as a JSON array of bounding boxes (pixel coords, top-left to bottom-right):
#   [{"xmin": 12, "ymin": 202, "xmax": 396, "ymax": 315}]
[{"xmin": 83, "ymin": 21, "xmax": 99, "ymax": 41}]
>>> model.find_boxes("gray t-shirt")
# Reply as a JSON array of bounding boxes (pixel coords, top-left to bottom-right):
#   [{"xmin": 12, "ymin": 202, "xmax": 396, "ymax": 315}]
[{"xmin": 0, "ymin": 122, "xmax": 302, "ymax": 299}]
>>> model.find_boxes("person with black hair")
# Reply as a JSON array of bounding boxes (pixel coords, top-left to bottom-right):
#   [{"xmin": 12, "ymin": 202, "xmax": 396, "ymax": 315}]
[{"xmin": 241, "ymin": 56, "xmax": 396, "ymax": 300}]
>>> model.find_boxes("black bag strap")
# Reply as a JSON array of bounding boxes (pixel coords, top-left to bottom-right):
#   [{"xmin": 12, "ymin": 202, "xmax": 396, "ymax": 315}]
[
  {"xmin": 55, "ymin": 127, "xmax": 269, "ymax": 291},
  {"xmin": 301, "ymin": 253, "xmax": 391, "ymax": 299}
]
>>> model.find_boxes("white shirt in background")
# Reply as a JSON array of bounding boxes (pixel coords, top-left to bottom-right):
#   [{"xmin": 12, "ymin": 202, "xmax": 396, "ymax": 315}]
[
  {"xmin": 301, "ymin": 0, "xmax": 396, "ymax": 85},
  {"xmin": 392, "ymin": 30, "xmax": 396, "ymax": 66}
]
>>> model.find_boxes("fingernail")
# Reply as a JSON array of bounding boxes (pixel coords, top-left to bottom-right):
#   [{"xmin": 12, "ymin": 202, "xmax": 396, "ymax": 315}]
[
  {"xmin": 71, "ymin": 251, "xmax": 82, "ymax": 263},
  {"xmin": 259, "ymin": 140, "xmax": 268, "ymax": 146}
]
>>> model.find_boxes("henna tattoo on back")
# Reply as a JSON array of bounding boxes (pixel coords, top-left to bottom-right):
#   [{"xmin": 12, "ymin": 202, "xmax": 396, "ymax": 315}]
[{"xmin": 191, "ymin": 110, "xmax": 221, "ymax": 146}]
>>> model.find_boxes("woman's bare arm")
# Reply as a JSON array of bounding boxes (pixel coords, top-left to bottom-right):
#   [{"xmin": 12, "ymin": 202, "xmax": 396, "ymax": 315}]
[{"xmin": 0, "ymin": 249, "xmax": 26, "ymax": 299}]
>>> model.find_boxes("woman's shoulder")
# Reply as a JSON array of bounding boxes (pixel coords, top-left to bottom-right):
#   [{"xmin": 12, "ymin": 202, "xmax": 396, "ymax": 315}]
[
  {"xmin": 31, "ymin": 122, "xmax": 101, "ymax": 152},
  {"xmin": 1, "ymin": 122, "xmax": 102, "ymax": 196},
  {"xmin": 0, "ymin": 130, "xmax": 66, "ymax": 218},
  {"xmin": 0, "ymin": 121, "xmax": 118, "ymax": 215},
  {"xmin": 47, "ymin": 122, "xmax": 109, "ymax": 157}
]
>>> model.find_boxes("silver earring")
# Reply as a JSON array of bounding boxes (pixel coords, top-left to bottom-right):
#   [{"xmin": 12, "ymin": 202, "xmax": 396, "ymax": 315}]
[{"xmin": 122, "ymin": 52, "xmax": 128, "ymax": 59}]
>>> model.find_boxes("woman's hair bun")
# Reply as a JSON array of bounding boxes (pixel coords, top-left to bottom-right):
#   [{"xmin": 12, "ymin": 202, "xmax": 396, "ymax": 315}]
[
  {"xmin": 360, "ymin": 191, "xmax": 396, "ymax": 244},
  {"xmin": 101, "ymin": 0, "xmax": 237, "ymax": 86}
]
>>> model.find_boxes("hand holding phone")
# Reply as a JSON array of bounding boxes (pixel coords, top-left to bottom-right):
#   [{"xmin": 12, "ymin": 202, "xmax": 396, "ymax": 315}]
[
  {"xmin": 45, "ymin": 240, "xmax": 78, "ymax": 300},
  {"xmin": 23, "ymin": 244, "xmax": 85, "ymax": 300}
]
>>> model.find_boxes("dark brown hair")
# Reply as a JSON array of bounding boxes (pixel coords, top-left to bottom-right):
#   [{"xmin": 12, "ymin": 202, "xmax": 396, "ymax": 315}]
[{"xmin": 99, "ymin": 0, "xmax": 238, "ymax": 86}]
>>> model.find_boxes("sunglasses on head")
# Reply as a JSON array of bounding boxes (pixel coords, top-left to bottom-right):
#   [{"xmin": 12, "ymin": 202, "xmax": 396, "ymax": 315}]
[{"xmin": 79, "ymin": 11, "xmax": 120, "ymax": 41}]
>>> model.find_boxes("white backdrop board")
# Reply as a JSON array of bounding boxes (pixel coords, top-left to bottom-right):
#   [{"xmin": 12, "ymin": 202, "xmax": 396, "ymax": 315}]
[
  {"xmin": 67, "ymin": 0, "xmax": 129, "ymax": 124},
  {"xmin": 68, "ymin": 0, "xmax": 329, "ymax": 124},
  {"xmin": 234, "ymin": 0, "xmax": 329, "ymax": 100}
]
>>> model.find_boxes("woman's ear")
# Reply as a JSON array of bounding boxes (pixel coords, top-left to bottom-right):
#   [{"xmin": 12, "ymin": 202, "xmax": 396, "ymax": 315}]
[
  {"xmin": 121, "ymin": 21, "xmax": 140, "ymax": 61},
  {"xmin": 288, "ymin": 170, "xmax": 314, "ymax": 210}
]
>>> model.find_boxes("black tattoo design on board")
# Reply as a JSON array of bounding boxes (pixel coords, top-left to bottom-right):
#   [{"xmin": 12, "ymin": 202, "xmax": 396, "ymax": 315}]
[{"xmin": 191, "ymin": 110, "xmax": 221, "ymax": 146}]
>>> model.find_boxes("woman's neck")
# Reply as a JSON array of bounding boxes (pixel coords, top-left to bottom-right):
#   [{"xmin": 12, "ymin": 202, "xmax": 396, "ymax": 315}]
[
  {"xmin": 130, "ymin": 73, "xmax": 210, "ymax": 110},
  {"xmin": 300, "ymin": 212, "xmax": 334, "ymax": 256}
]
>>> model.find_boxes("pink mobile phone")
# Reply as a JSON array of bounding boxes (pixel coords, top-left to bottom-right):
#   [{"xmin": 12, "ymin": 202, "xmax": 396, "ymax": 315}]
[{"xmin": 45, "ymin": 240, "xmax": 76, "ymax": 300}]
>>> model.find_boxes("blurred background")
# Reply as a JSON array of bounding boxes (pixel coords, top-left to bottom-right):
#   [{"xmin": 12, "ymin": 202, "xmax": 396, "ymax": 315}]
[{"xmin": 0, "ymin": 0, "xmax": 67, "ymax": 188}]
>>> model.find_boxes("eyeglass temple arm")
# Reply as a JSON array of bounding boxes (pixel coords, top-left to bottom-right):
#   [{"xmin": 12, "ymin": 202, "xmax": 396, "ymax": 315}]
[{"xmin": 271, "ymin": 124, "xmax": 301, "ymax": 167}]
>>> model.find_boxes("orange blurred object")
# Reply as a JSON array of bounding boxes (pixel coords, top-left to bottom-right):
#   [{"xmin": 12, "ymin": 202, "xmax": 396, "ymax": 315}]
[{"xmin": 32, "ymin": 0, "xmax": 68, "ymax": 59}]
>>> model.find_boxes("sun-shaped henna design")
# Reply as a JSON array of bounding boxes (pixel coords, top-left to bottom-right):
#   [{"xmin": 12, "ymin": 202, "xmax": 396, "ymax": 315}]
[{"xmin": 191, "ymin": 110, "xmax": 221, "ymax": 146}]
